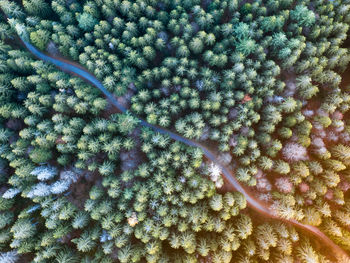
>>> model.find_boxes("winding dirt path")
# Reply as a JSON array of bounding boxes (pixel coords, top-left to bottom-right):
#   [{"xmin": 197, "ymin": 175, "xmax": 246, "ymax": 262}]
[{"xmin": 21, "ymin": 38, "xmax": 349, "ymax": 260}]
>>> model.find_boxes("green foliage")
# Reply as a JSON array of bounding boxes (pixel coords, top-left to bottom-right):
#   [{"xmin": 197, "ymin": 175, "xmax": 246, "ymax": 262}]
[
  {"xmin": 23, "ymin": 0, "xmax": 51, "ymax": 17},
  {"xmin": 209, "ymin": 193, "xmax": 223, "ymax": 211},
  {"xmin": 29, "ymin": 147, "xmax": 52, "ymax": 163},
  {"xmin": 290, "ymin": 5, "xmax": 316, "ymax": 27},
  {"xmin": 1, "ymin": 0, "xmax": 350, "ymax": 262},
  {"xmin": 30, "ymin": 29, "xmax": 50, "ymax": 50},
  {"xmin": 114, "ymin": 112, "xmax": 139, "ymax": 135},
  {"xmin": 77, "ymin": 13, "xmax": 98, "ymax": 32},
  {"xmin": 11, "ymin": 219, "xmax": 36, "ymax": 239}
]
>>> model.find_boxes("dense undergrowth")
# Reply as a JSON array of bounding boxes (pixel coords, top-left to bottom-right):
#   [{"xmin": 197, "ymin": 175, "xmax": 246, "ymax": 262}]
[{"xmin": 1, "ymin": 0, "xmax": 350, "ymax": 262}]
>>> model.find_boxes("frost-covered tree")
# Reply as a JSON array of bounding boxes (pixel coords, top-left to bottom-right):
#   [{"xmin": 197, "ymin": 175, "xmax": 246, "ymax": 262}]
[
  {"xmin": 0, "ymin": 251, "xmax": 18, "ymax": 263},
  {"xmin": 30, "ymin": 165, "xmax": 57, "ymax": 181},
  {"xmin": 282, "ymin": 142, "xmax": 308, "ymax": 162}
]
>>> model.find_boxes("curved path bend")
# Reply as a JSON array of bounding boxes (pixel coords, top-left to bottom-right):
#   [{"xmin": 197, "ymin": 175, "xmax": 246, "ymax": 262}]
[{"xmin": 21, "ymin": 38, "xmax": 349, "ymax": 260}]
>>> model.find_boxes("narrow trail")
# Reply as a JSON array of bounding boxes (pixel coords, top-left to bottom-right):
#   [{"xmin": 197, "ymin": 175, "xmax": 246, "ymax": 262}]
[{"xmin": 21, "ymin": 38, "xmax": 349, "ymax": 260}]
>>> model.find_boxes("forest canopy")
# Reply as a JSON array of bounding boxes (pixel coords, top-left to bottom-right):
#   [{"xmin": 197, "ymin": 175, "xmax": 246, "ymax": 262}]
[{"xmin": 0, "ymin": 0, "xmax": 350, "ymax": 262}]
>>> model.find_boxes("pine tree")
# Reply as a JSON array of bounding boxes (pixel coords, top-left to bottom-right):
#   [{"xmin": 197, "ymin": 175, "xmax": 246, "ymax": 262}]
[
  {"xmin": 290, "ymin": 5, "xmax": 316, "ymax": 27},
  {"xmin": 0, "ymin": 251, "xmax": 19, "ymax": 263},
  {"xmin": 296, "ymin": 239, "xmax": 319, "ymax": 263},
  {"xmin": 11, "ymin": 219, "xmax": 36, "ymax": 240},
  {"xmin": 72, "ymin": 231, "xmax": 97, "ymax": 252}
]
